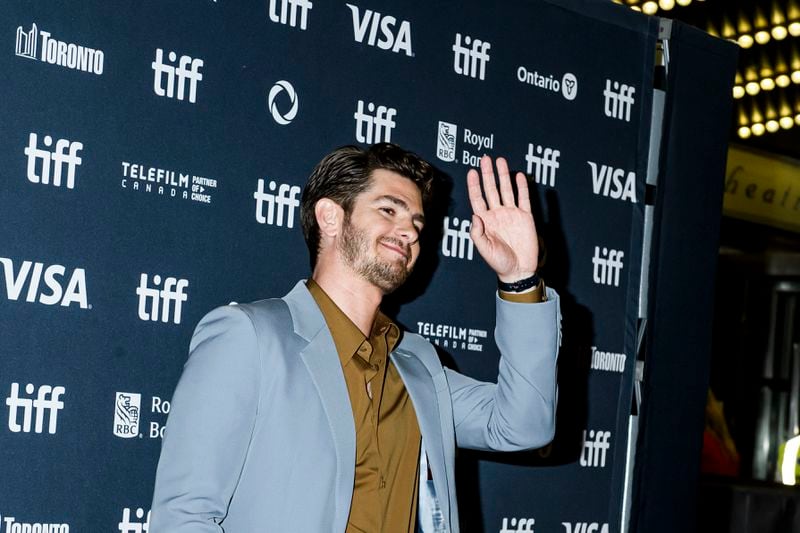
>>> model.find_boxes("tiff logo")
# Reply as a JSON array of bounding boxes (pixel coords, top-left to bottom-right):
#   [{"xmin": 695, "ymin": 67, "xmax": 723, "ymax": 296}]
[
  {"xmin": 118, "ymin": 507, "xmax": 150, "ymax": 533},
  {"xmin": 563, "ymin": 523, "xmax": 609, "ymax": 533},
  {"xmin": 346, "ymin": 3, "xmax": 412, "ymax": 56},
  {"xmin": 603, "ymin": 79, "xmax": 635, "ymax": 122},
  {"xmin": 500, "ymin": 517, "xmax": 535, "ymax": 532},
  {"xmin": 442, "ymin": 216, "xmax": 473, "ymax": 260},
  {"xmin": 136, "ymin": 274, "xmax": 189, "ymax": 324},
  {"xmin": 354, "ymin": 100, "xmax": 396, "ymax": 144},
  {"xmin": 254, "ymin": 179, "xmax": 301, "ymax": 228},
  {"xmin": 6, "ymin": 383, "xmax": 65, "ymax": 434},
  {"xmin": 16, "ymin": 23, "xmax": 37, "ymax": 59},
  {"xmin": 25, "ymin": 133, "xmax": 83, "ymax": 189},
  {"xmin": 114, "ymin": 392, "xmax": 141, "ymax": 439},
  {"xmin": 525, "ymin": 143, "xmax": 560, "ymax": 187},
  {"xmin": 152, "ymin": 49, "xmax": 203, "ymax": 104},
  {"xmin": 580, "ymin": 429, "xmax": 611, "ymax": 468},
  {"xmin": 452, "ymin": 33, "xmax": 490, "ymax": 80},
  {"xmin": 592, "ymin": 246, "xmax": 624, "ymax": 287},
  {"xmin": 269, "ymin": 0, "xmax": 312, "ymax": 30}
]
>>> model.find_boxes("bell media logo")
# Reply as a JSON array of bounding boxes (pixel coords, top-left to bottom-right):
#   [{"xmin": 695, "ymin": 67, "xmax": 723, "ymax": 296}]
[
  {"xmin": 269, "ymin": 0, "xmax": 312, "ymax": 30},
  {"xmin": 436, "ymin": 122, "xmax": 457, "ymax": 163},
  {"xmin": 15, "ymin": 23, "xmax": 104, "ymax": 75},
  {"xmin": 25, "ymin": 132, "xmax": 83, "ymax": 190},
  {"xmin": 254, "ymin": 179, "xmax": 301, "ymax": 228},
  {"xmin": 136, "ymin": 274, "xmax": 189, "ymax": 324},
  {"xmin": 6, "ymin": 383, "xmax": 65, "ymax": 434},
  {"xmin": 268, "ymin": 80, "xmax": 299, "ymax": 125},
  {"xmin": 603, "ymin": 79, "xmax": 635, "ymax": 122},
  {"xmin": 1, "ymin": 257, "xmax": 89, "ymax": 309},
  {"xmin": 113, "ymin": 392, "xmax": 141, "ymax": 439},
  {"xmin": 354, "ymin": 100, "xmax": 396, "ymax": 144},
  {"xmin": 516, "ymin": 66, "xmax": 578, "ymax": 101},
  {"xmin": 452, "ymin": 33, "xmax": 490, "ymax": 80},
  {"xmin": 442, "ymin": 216, "xmax": 474, "ymax": 260},
  {"xmin": 562, "ymin": 523, "xmax": 609, "ymax": 533},
  {"xmin": 346, "ymin": 3, "xmax": 413, "ymax": 56},
  {"xmin": 151, "ymin": 48, "xmax": 203, "ymax": 104},
  {"xmin": 500, "ymin": 517, "xmax": 535, "ymax": 532},
  {"xmin": 118, "ymin": 508, "xmax": 150, "ymax": 533}
]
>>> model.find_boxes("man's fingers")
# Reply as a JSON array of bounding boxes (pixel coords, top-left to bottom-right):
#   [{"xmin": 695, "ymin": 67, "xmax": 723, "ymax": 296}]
[
  {"xmin": 516, "ymin": 172, "xmax": 532, "ymax": 213},
  {"xmin": 496, "ymin": 157, "xmax": 515, "ymax": 207},
  {"xmin": 479, "ymin": 155, "xmax": 501, "ymax": 209},
  {"xmin": 467, "ymin": 169, "xmax": 487, "ymax": 214}
]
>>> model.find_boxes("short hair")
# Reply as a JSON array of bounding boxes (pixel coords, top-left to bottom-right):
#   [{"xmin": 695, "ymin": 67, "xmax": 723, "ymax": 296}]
[{"xmin": 301, "ymin": 143, "xmax": 435, "ymax": 269}]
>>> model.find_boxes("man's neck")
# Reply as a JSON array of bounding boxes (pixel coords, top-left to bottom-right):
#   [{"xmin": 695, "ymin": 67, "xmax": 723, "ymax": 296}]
[{"xmin": 311, "ymin": 265, "xmax": 383, "ymax": 337}]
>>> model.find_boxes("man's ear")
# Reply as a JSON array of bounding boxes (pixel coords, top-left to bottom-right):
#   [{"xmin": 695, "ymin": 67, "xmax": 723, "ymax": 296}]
[{"xmin": 315, "ymin": 198, "xmax": 343, "ymax": 240}]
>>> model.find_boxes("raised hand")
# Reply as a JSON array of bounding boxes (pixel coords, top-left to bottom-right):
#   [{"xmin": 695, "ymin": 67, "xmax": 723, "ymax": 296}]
[{"xmin": 466, "ymin": 155, "xmax": 539, "ymax": 283}]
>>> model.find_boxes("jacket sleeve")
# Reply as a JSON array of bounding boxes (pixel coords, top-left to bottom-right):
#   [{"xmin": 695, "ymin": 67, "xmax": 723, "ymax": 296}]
[
  {"xmin": 446, "ymin": 288, "xmax": 560, "ymax": 451},
  {"xmin": 149, "ymin": 305, "xmax": 261, "ymax": 532}
]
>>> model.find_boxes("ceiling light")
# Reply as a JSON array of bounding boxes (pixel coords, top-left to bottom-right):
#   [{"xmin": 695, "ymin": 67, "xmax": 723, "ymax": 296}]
[
  {"xmin": 766, "ymin": 119, "xmax": 780, "ymax": 132},
  {"xmin": 733, "ymin": 86, "xmax": 746, "ymax": 98},
  {"xmin": 755, "ymin": 30, "xmax": 771, "ymax": 44},
  {"xmin": 780, "ymin": 116, "xmax": 794, "ymax": 129},
  {"xmin": 676, "ymin": 0, "xmax": 692, "ymax": 5},
  {"xmin": 792, "ymin": 70, "xmax": 800, "ymax": 84},
  {"xmin": 795, "ymin": 113, "xmax": 800, "ymax": 125},
  {"xmin": 772, "ymin": 25, "xmax": 789, "ymax": 40},
  {"xmin": 659, "ymin": 0, "xmax": 675, "ymax": 10},
  {"xmin": 751, "ymin": 123, "xmax": 766, "ymax": 136},
  {"xmin": 737, "ymin": 35, "xmax": 754, "ymax": 48},
  {"xmin": 737, "ymin": 126, "xmax": 752, "ymax": 139},
  {"xmin": 643, "ymin": 1, "xmax": 658, "ymax": 15},
  {"xmin": 789, "ymin": 22, "xmax": 800, "ymax": 37},
  {"xmin": 776, "ymin": 74, "xmax": 792, "ymax": 87},
  {"xmin": 745, "ymin": 81, "xmax": 761, "ymax": 95},
  {"xmin": 761, "ymin": 78, "xmax": 776, "ymax": 91}
]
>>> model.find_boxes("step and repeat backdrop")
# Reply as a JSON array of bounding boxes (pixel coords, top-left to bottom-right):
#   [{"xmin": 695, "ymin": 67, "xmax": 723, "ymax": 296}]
[{"xmin": 0, "ymin": 1, "xmax": 656, "ymax": 531}]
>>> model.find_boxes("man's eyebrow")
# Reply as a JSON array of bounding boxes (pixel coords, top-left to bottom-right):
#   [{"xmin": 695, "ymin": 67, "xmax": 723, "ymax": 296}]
[{"xmin": 376, "ymin": 195, "xmax": 426, "ymax": 225}]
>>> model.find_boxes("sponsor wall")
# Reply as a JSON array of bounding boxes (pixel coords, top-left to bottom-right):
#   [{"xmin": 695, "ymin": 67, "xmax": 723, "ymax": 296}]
[{"xmin": 0, "ymin": 1, "xmax": 658, "ymax": 531}]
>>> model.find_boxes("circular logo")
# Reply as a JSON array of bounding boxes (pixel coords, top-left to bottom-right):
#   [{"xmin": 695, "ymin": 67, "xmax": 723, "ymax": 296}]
[
  {"xmin": 561, "ymin": 73, "xmax": 578, "ymax": 101},
  {"xmin": 268, "ymin": 80, "xmax": 298, "ymax": 125}
]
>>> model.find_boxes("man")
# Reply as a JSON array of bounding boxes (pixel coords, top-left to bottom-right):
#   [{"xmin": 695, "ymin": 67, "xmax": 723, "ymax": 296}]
[{"xmin": 150, "ymin": 143, "xmax": 560, "ymax": 532}]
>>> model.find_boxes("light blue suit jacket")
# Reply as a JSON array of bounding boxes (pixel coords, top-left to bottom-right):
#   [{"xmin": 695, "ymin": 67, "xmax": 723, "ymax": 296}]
[{"xmin": 150, "ymin": 281, "xmax": 560, "ymax": 532}]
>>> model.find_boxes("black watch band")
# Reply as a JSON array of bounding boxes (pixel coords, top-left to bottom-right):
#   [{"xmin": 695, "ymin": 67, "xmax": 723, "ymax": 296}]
[{"xmin": 497, "ymin": 272, "xmax": 541, "ymax": 293}]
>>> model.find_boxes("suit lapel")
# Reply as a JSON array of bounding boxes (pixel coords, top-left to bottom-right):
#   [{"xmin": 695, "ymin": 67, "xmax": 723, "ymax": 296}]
[
  {"xmin": 390, "ymin": 346, "xmax": 451, "ymax": 524},
  {"xmin": 284, "ymin": 282, "xmax": 355, "ymax": 530}
]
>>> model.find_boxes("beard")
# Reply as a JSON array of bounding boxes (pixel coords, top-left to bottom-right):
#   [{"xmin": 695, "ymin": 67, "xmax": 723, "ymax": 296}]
[{"xmin": 339, "ymin": 216, "xmax": 413, "ymax": 294}]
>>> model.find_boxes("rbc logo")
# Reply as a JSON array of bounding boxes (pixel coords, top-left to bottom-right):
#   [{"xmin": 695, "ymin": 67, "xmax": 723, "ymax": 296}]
[
  {"xmin": 525, "ymin": 143, "xmax": 560, "ymax": 188},
  {"xmin": 118, "ymin": 508, "xmax": 150, "ymax": 533},
  {"xmin": 151, "ymin": 48, "xmax": 203, "ymax": 104},
  {"xmin": 136, "ymin": 273, "xmax": 189, "ymax": 324},
  {"xmin": 442, "ymin": 216, "xmax": 474, "ymax": 260},
  {"xmin": 6, "ymin": 383, "xmax": 65, "ymax": 434},
  {"xmin": 346, "ymin": 3, "xmax": 413, "ymax": 56},
  {"xmin": 500, "ymin": 517, "xmax": 535, "ymax": 532},
  {"xmin": 24, "ymin": 132, "xmax": 83, "ymax": 189},
  {"xmin": 113, "ymin": 392, "xmax": 141, "ymax": 439},
  {"xmin": 436, "ymin": 121, "xmax": 457, "ymax": 163},
  {"xmin": 269, "ymin": 0, "xmax": 313, "ymax": 30},
  {"xmin": 591, "ymin": 247, "xmax": 624, "ymax": 287},
  {"xmin": 354, "ymin": 100, "xmax": 396, "ymax": 144},
  {"xmin": 452, "ymin": 33, "xmax": 491, "ymax": 80},
  {"xmin": 254, "ymin": 179, "xmax": 301, "ymax": 228},
  {"xmin": 603, "ymin": 79, "xmax": 635, "ymax": 122}
]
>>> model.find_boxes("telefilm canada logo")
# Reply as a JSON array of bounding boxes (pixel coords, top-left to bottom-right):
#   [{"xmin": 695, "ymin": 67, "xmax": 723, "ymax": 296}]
[
  {"xmin": 15, "ymin": 23, "xmax": 104, "ymax": 75},
  {"xmin": 120, "ymin": 161, "xmax": 218, "ymax": 204},
  {"xmin": 516, "ymin": 65, "xmax": 578, "ymax": 101},
  {"xmin": 1, "ymin": 257, "xmax": 90, "ymax": 309},
  {"xmin": 112, "ymin": 393, "xmax": 171, "ymax": 439},
  {"xmin": 346, "ymin": 3, "xmax": 413, "ymax": 56},
  {"xmin": 435, "ymin": 121, "xmax": 495, "ymax": 167},
  {"xmin": 268, "ymin": 80, "xmax": 299, "ymax": 125},
  {"xmin": 118, "ymin": 508, "xmax": 150, "ymax": 533},
  {"xmin": 0, "ymin": 514, "xmax": 70, "ymax": 533},
  {"xmin": 416, "ymin": 320, "xmax": 488, "ymax": 352}
]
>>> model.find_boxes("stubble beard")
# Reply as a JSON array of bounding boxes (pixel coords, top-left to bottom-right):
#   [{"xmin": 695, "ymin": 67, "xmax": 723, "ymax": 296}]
[{"xmin": 339, "ymin": 216, "xmax": 412, "ymax": 294}]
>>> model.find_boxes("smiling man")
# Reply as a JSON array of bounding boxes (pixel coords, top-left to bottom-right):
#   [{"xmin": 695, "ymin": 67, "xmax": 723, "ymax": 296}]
[{"xmin": 150, "ymin": 143, "xmax": 561, "ymax": 533}]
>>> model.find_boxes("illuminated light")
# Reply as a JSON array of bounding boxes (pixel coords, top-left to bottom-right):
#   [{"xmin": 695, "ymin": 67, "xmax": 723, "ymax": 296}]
[
  {"xmin": 772, "ymin": 25, "xmax": 789, "ymax": 40},
  {"xmin": 792, "ymin": 71, "xmax": 800, "ymax": 84},
  {"xmin": 676, "ymin": 0, "xmax": 692, "ymax": 5},
  {"xmin": 737, "ymin": 35, "xmax": 754, "ymax": 48},
  {"xmin": 755, "ymin": 30, "xmax": 771, "ymax": 44},
  {"xmin": 766, "ymin": 120, "xmax": 780, "ymax": 132},
  {"xmin": 781, "ymin": 435, "xmax": 800, "ymax": 486},
  {"xmin": 751, "ymin": 123, "xmax": 766, "ymax": 136},
  {"xmin": 737, "ymin": 126, "xmax": 752, "ymax": 138},
  {"xmin": 631, "ymin": 6, "xmax": 642, "ymax": 11},
  {"xmin": 780, "ymin": 116, "xmax": 794, "ymax": 129},
  {"xmin": 733, "ymin": 86, "xmax": 746, "ymax": 99},
  {"xmin": 745, "ymin": 81, "xmax": 761, "ymax": 95},
  {"xmin": 659, "ymin": 0, "xmax": 675, "ymax": 10},
  {"xmin": 789, "ymin": 22, "xmax": 800, "ymax": 36},
  {"xmin": 643, "ymin": 1, "xmax": 658, "ymax": 14},
  {"xmin": 761, "ymin": 78, "xmax": 776, "ymax": 91},
  {"xmin": 777, "ymin": 74, "xmax": 792, "ymax": 87},
  {"xmin": 795, "ymin": 113, "xmax": 800, "ymax": 125}
]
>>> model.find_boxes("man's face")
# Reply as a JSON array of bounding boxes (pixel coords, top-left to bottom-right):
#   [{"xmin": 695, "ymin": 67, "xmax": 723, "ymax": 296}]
[{"xmin": 338, "ymin": 169, "xmax": 425, "ymax": 293}]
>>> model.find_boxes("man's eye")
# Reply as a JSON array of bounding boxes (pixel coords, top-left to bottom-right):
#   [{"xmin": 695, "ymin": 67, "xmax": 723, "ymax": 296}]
[{"xmin": 380, "ymin": 207, "xmax": 395, "ymax": 216}]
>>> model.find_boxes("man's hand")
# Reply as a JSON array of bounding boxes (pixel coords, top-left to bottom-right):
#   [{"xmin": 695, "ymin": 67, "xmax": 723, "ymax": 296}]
[{"xmin": 467, "ymin": 155, "xmax": 539, "ymax": 283}]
